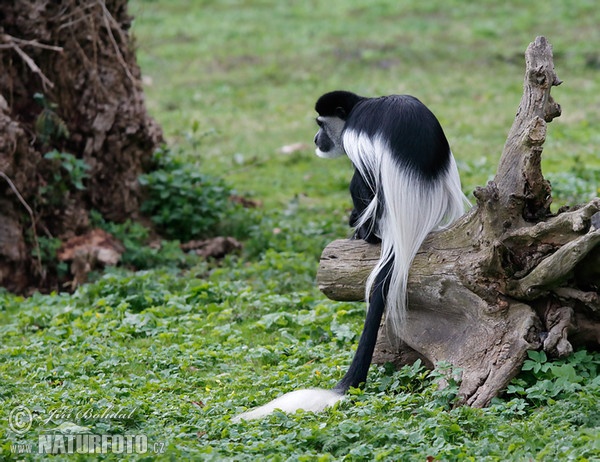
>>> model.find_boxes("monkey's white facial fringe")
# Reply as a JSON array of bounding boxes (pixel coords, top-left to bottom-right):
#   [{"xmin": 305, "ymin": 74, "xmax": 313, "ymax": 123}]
[
  {"xmin": 315, "ymin": 147, "xmax": 345, "ymax": 159},
  {"xmin": 231, "ymin": 388, "xmax": 343, "ymax": 422},
  {"xmin": 343, "ymin": 131, "xmax": 469, "ymax": 337}
]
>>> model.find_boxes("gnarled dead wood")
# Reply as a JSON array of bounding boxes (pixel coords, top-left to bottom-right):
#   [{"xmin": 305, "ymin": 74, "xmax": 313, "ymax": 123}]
[{"xmin": 316, "ymin": 37, "xmax": 600, "ymax": 407}]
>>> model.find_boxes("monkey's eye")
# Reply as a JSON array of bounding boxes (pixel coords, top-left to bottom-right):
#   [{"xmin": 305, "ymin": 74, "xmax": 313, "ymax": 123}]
[{"xmin": 316, "ymin": 118, "xmax": 324, "ymax": 128}]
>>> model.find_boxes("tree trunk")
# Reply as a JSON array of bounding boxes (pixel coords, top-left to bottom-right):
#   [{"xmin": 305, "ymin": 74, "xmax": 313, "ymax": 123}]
[
  {"xmin": 316, "ymin": 37, "xmax": 600, "ymax": 407},
  {"xmin": 0, "ymin": 0, "xmax": 162, "ymax": 293}
]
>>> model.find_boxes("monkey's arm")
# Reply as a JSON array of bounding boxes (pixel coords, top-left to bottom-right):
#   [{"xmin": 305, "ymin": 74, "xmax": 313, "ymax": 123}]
[{"xmin": 349, "ymin": 170, "xmax": 381, "ymax": 244}]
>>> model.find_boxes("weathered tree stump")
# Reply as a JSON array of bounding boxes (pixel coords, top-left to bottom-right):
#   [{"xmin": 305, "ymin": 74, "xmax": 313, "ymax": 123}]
[
  {"xmin": 0, "ymin": 0, "xmax": 162, "ymax": 292},
  {"xmin": 316, "ymin": 37, "xmax": 600, "ymax": 407}
]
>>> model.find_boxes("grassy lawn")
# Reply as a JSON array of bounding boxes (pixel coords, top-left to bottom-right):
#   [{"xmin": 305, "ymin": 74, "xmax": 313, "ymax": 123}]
[
  {"xmin": 1, "ymin": 0, "xmax": 599, "ymax": 460},
  {"xmin": 131, "ymin": 0, "xmax": 600, "ymax": 207}
]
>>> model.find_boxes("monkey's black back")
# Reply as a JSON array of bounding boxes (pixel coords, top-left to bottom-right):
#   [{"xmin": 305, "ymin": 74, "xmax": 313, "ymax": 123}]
[{"xmin": 344, "ymin": 95, "xmax": 451, "ymax": 180}]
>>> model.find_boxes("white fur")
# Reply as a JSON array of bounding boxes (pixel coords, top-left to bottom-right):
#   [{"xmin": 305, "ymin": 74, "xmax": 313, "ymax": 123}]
[
  {"xmin": 232, "ymin": 388, "xmax": 343, "ymax": 422},
  {"xmin": 343, "ymin": 130, "xmax": 469, "ymax": 336},
  {"xmin": 315, "ymin": 147, "xmax": 344, "ymax": 158}
]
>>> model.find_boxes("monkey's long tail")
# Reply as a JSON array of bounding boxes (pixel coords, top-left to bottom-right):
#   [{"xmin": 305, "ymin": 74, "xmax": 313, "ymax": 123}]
[
  {"xmin": 333, "ymin": 258, "xmax": 392, "ymax": 392},
  {"xmin": 231, "ymin": 260, "xmax": 393, "ymax": 422}
]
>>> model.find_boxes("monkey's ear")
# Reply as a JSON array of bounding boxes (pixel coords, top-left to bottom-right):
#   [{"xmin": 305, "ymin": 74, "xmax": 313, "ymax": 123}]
[{"xmin": 335, "ymin": 107, "xmax": 347, "ymax": 119}]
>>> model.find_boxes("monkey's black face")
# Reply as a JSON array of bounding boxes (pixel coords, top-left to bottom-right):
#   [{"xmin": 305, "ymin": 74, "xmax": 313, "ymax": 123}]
[
  {"xmin": 314, "ymin": 116, "xmax": 346, "ymax": 158},
  {"xmin": 314, "ymin": 128, "xmax": 333, "ymax": 152}
]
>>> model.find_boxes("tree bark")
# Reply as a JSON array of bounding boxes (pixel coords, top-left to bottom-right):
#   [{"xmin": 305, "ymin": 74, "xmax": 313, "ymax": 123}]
[
  {"xmin": 0, "ymin": 0, "xmax": 162, "ymax": 293},
  {"xmin": 316, "ymin": 37, "xmax": 600, "ymax": 407}
]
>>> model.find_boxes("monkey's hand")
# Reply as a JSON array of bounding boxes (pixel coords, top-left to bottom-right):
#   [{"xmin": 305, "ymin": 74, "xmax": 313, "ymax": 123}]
[{"xmin": 352, "ymin": 225, "xmax": 381, "ymax": 244}]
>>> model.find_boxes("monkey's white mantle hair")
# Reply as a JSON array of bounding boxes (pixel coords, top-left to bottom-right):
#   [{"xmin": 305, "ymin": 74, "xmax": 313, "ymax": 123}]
[{"xmin": 343, "ymin": 130, "xmax": 468, "ymax": 336}]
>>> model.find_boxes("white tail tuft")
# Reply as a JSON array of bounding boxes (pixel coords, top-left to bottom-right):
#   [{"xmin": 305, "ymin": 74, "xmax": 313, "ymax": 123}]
[{"xmin": 232, "ymin": 388, "xmax": 343, "ymax": 422}]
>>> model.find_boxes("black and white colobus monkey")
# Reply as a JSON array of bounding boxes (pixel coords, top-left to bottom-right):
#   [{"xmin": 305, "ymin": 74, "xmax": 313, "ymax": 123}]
[{"xmin": 233, "ymin": 91, "xmax": 468, "ymax": 422}]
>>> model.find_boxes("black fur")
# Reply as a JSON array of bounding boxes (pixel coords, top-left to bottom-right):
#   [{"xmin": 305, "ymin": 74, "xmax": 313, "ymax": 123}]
[
  {"xmin": 315, "ymin": 91, "xmax": 363, "ymax": 120},
  {"xmin": 334, "ymin": 258, "xmax": 392, "ymax": 392},
  {"xmin": 315, "ymin": 90, "xmax": 452, "ymax": 392},
  {"xmin": 346, "ymin": 95, "xmax": 451, "ymax": 180},
  {"xmin": 314, "ymin": 129, "xmax": 334, "ymax": 152},
  {"xmin": 315, "ymin": 91, "xmax": 451, "ymax": 180},
  {"xmin": 349, "ymin": 170, "xmax": 381, "ymax": 244}
]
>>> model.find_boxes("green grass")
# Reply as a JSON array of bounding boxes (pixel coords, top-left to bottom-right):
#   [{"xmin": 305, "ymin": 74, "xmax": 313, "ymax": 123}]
[
  {"xmin": 1, "ymin": 268, "xmax": 599, "ymax": 460},
  {"xmin": 1, "ymin": 0, "xmax": 600, "ymax": 460},
  {"xmin": 131, "ymin": 0, "xmax": 600, "ymax": 206}
]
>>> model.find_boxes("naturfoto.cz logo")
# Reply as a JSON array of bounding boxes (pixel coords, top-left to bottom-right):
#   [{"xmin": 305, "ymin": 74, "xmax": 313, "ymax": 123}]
[
  {"xmin": 8, "ymin": 403, "xmax": 137, "ymax": 432},
  {"xmin": 12, "ymin": 434, "xmax": 166, "ymax": 455},
  {"xmin": 8, "ymin": 405, "xmax": 33, "ymax": 435},
  {"xmin": 7, "ymin": 404, "xmax": 166, "ymax": 455}
]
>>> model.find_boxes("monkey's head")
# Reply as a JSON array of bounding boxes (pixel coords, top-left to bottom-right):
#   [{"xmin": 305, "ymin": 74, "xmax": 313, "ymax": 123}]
[{"xmin": 314, "ymin": 91, "xmax": 362, "ymax": 158}]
